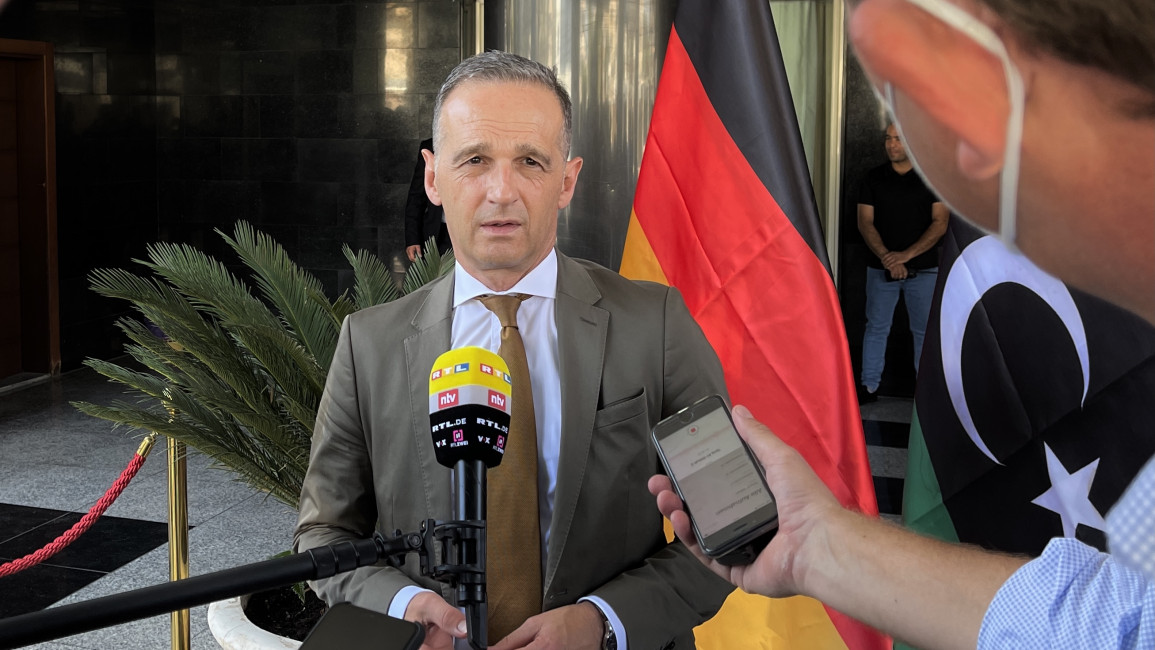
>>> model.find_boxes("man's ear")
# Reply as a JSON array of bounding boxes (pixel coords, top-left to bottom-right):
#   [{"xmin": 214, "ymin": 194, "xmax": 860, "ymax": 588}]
[
  {"xmin": 422, "ymin": 148, "xmax": 443, "ymax": 206},
  {"xmin": 849, "ymin": 0, "xmax": 1013, "ymax": 179},
  {"xmin": 557, "ymin": 156, "xmax": 583, "ymax": 210}
]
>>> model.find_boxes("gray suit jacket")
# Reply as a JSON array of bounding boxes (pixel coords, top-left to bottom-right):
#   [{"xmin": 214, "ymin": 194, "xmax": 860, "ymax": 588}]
[{"xmin": 295, "ymin": 251, "xmax": 733, "ymax": 648}]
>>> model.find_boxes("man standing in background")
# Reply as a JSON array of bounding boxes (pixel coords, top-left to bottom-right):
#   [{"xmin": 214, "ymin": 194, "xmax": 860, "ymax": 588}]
[
  {"xmin": 857, "ymin": 123, "xmax": 948, "ymax": 403},
  {"xmin": 405, "ymin": 137, "xmax": 449, "ymax": 261}
]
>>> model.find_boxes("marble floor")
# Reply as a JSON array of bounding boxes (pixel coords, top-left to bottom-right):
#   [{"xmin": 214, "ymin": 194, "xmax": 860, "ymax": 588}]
[
  {"xmin": 0, "ymin": 363, "xmax": 298, "ymax": 649},
  {"xmin": 0, "ymin": 362, "xmax": 913, "ymax": 649}
]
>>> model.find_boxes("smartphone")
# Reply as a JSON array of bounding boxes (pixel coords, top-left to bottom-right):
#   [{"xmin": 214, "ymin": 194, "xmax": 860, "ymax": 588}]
[
  {"xmin": 652, "ymin": 395, "xmax": 778, "ymax": 565},
  {"xmin": 300, "ymin": 602, "xmax": 424, "ymax": 650}
]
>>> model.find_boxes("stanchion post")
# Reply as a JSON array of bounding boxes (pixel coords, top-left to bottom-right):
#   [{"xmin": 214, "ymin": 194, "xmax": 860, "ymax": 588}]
[{"xmin": 167, "ymin": 430, "xmax": 190, "ymax": 650}]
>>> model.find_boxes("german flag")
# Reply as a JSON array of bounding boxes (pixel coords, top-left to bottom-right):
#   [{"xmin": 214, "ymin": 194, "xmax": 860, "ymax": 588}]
[{"xmin": 619, "ymin": 1, "xmax": 887, "ymax": 648}]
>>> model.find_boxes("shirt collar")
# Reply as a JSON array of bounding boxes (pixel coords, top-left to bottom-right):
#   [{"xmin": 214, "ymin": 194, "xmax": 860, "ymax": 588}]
[{"xmin": 452, "ymin": 249, "xmax": 558, "ymax": 308}]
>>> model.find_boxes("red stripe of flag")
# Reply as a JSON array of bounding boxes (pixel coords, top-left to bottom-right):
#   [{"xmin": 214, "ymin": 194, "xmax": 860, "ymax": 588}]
[{"xmin": 628, "ymin": 19, "xmax": 886, "ymax": 650}]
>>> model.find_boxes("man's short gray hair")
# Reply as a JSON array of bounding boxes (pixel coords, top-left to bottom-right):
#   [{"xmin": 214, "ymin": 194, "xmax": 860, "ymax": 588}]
[{"xmin": 432, "ymin": 50, "xmax": 574, "ymax": 157}]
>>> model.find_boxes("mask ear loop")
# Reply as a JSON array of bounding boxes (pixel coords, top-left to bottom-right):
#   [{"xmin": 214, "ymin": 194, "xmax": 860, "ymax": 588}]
[{"xmin": 881, "ymin": 0, "xmax": 1026, "ymax": 248}]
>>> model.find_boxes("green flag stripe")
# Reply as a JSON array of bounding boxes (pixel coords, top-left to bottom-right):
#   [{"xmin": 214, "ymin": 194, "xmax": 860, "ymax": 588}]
[{"xmin": 902, "ymin": 408, "xmax": 961, "ymax": 544}]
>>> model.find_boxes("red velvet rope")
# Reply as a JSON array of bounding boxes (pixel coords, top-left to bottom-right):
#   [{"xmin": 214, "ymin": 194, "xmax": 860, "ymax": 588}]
[{"xmin": 0, "ymin": 451, "xmax": 150, "ymax": 578}]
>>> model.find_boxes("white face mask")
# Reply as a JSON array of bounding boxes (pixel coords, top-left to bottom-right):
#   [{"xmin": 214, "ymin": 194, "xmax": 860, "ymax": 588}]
[{"xmin": 872, "ymin": 0, "xmax": 1026, "ymax": 251}]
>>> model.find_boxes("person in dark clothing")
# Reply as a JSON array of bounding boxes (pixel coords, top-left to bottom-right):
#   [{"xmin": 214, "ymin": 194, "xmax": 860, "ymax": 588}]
[
  {"xmin": 856, "ymin": 123, "xmax": 949, "ymax": 403},
  {"xmin": 404, "ymin": 137, "xmax": 450, "ymax": 261}
]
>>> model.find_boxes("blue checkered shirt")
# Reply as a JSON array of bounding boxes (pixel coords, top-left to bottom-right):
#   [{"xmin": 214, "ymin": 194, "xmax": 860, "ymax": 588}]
[
  {"xmin": 1109, "ymin": 457, "xmax": 1155, "ymax": 579},
  {"xmin": 978, "ymin": 460, "xmax": 1155, "ymax": 648}
]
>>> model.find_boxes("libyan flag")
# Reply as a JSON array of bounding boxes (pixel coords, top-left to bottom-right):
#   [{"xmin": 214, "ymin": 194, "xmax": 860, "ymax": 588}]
[
  {"xmin": 619, "ymin": 0, "xmax": 887, "ymax": 648},
  {"xmin": 904, "ymin": 218, "xmax": 1155, "ymax": 557}
]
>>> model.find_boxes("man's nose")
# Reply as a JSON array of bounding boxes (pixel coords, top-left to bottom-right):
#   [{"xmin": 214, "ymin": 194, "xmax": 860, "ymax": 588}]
[{"xmin": 487, "ymin": 163, "xmax": 517, "ymax": 204}]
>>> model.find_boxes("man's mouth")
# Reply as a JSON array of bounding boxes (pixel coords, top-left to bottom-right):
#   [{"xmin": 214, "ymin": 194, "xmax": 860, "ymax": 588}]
[{"xmin": 480, "ymin": 220, "xmax": 521, "ymax": 234}]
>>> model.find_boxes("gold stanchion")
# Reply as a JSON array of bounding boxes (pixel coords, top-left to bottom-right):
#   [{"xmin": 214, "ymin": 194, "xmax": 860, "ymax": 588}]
[{"xmin": 167, "ymin": 433, "xmax": 190, "ymax": 650}]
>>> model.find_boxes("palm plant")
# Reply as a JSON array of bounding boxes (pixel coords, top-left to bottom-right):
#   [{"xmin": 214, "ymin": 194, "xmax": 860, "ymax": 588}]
[{"xmin": 73, "ymin": 221, "xmax": 454, "ymax": 508}]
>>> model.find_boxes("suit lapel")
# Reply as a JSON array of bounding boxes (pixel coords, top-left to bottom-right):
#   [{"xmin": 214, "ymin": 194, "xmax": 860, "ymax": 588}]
[
  {"xmin": 544, "ymin": 253, "xmax": 608, "ymax": 594},
  {"xmin": 404, "ymin": 272, "xmax": 455, "ymax": 521}
]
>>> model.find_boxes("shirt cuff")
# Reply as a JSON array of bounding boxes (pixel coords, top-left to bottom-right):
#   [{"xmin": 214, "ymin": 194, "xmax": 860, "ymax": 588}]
[
  {"xmin": 579, "ymin": 595, "xmax": 627, "ymax": 650},
  {"xmin": 389, "ymin": 585, "xmax": 436, "ymax": 619}
]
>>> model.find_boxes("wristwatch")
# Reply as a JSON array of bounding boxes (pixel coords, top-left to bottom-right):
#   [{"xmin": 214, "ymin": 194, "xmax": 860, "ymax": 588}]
[{"xmin": 597, "ymin": 607, "xmax": 617, "ymax": 650}]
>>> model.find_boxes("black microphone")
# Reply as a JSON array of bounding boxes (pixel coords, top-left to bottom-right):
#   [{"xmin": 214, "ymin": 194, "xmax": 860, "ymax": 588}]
[{"xmin": 428, "ymin": 346, "xmax": 512, "ymax": 650}]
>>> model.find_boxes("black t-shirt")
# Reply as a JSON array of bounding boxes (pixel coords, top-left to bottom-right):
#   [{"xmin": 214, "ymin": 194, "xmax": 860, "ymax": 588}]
[{"xmin": 858, "ymin": 163, "xmax": 941, "ymax": 270}]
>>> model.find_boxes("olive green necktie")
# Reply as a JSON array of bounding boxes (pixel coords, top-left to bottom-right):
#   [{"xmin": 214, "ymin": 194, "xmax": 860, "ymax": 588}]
[{"xmin": 477, "ymin": 293, "xmax": 542, "ymax": 643}]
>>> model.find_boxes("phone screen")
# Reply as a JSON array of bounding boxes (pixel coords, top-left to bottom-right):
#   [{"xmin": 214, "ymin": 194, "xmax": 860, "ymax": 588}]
[{"xmin": 656, "ymin": 405, "xmax": 776, "ymax": 540}]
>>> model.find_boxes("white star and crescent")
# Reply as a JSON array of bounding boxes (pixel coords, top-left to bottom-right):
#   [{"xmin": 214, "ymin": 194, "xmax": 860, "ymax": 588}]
[{"xmin": 941, "ymin": 234, "xmax": 1103, "ymax": 539}]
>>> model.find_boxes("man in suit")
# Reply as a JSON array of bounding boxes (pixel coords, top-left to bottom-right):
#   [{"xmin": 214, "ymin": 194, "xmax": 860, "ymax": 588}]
[
  {"xmin": 405, "ymin": 137, "xmax": 449, "ymax": 262},
  {"xmin": 296, "ymin": 51, "xmax": 731, "ymax": 650}
]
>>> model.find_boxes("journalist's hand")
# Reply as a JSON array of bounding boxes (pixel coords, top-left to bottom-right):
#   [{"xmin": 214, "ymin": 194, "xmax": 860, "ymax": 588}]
[
  {"xmin": 647, "ymin": 404, "xmax": 845, "ymax": 599},
  {"xmin": 406, "ymin": 245, "xmax": 423, "ymax": 262},
  {"xmin": 403, "ymin": 591, "xmax": 467, "ymax": 650},
  {"xmin": 489, "ymin": 602, "xmax": 603, "ymax": 650}
]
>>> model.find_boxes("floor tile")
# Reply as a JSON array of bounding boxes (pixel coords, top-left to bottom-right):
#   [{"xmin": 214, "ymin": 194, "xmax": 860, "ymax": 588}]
[
  {"xmin": 0, "ymin": 505, "xmax": 169, "ymax": 573},
  {"xmin": 0, "ymin": 559, "xmax": 106, "ymax": 618},
  {"xmin": 862, "ymin": 419, "xmax": 911, "ymax": 448},
  {"xmin": 873, "ymin": 476, "xmax": 905, "ymax": 516}
]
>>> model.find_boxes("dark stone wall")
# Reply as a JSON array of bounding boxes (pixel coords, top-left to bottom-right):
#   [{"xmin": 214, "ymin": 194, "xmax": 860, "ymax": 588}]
[
  {"xmin": 0, "ymin": 0, "xmax": 460, "ymax": 370},
  {"xmin": 151, "ymin": 0, "xmax": 460, "ymax": 296},
  {"xmin": 1, "ymin": 0, "xmax": 159, "ymax": 371}
]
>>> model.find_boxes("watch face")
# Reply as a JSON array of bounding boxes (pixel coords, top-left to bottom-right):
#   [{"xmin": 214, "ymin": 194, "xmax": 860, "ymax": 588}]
[{"xmin": 602, "ymin": 619, "xmax": 616, "ymax": 650}]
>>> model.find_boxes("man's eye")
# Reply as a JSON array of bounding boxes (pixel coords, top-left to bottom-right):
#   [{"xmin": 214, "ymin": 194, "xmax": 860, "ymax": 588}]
[
  {"xmin": 524, "ymin": 158, "xmax": 539, "ymax": 167},
  {"xmin": 467, "ymin": 156, "xmax": 483, "ymax": 164}
]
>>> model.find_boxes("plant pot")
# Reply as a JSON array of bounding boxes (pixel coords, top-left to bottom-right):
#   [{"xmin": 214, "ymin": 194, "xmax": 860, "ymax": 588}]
[{"xmin": 207, "ymin": 595, "xmax": 301, "ymax": 650}]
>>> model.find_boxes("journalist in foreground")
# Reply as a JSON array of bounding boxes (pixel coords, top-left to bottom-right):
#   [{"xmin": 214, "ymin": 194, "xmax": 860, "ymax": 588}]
[
  {"xmin": 295, "ymin": 51, "xmax": 732, "ymax": 650},
  {"xmin": 651, "ymin": 0, "xmax": 1154, "ymax": 648}
]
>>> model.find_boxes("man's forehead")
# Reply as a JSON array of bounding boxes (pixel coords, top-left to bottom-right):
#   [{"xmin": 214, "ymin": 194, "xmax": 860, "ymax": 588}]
[{"xmin": 440, "ymin": 81, "xmax": 566, "ymax": 151}]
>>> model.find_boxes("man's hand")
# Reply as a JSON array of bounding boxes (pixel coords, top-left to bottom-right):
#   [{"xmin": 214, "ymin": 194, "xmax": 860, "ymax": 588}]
[
  {"xmin": 406, "ymin": 244, "xmax": 423, "ymax": 262},
  {"xmin": 647, "ymin": 405, "xmax": 845, "ymax": 599},
  {"xmin": 881, "ymin": 250, "xmax": 912, "ymax": 269},
  {"xmin": 884, "ymin": 261, "xmax": 909, "ymax": 279},
  {"xmin": 489, "ymin": 602, "xmax": 603, "ymax": 650},
  {"xmin": 403, "ymin": 591, "xmax": 467, "ymax": 650}
]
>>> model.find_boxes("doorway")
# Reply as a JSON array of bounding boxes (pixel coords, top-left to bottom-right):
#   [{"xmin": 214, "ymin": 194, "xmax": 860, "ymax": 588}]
[{"xmin": 0, "ymin": 38, "xmax": 59, "ymax": 384}]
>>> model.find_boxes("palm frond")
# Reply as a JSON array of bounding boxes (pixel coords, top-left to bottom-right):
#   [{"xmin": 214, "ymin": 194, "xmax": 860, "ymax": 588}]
[
  {"xmin": 78, "ymin": 221, "xmax": 447, "ymax": 509},
  {"xmin": 342, "ymin": 244, "xmax": 400, "ymax": 311},
  {"xmin": 220, "ymin": 222, "xmax": 340, "ymax": 371},
  {"xmin": 403, "ymin": 237, "xmax": 455, "ymax": 296}
]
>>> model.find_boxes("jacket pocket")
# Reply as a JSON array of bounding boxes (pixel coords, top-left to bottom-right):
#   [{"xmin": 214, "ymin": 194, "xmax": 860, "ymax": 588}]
[{"xmin": 593, "ymin": 387, "xmax": 647, "ymax": 428}]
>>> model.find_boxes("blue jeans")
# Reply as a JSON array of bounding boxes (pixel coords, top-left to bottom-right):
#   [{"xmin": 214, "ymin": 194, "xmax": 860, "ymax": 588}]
[{"xmin": 861, "ymin": 266, "xmax": 938, "ymax": 392}]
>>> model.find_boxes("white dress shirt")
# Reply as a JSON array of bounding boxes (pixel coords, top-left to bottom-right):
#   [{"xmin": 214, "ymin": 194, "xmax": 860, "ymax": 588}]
[{"xmin": 450, "ymin": 249, "xmax": 562, "ymax": 554}]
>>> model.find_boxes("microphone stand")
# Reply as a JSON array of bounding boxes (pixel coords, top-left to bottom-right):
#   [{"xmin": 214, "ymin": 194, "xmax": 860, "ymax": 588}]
[
  {"xmin": 446, "ymin": 459, "xmax": 487, "ymax": 647},
  {"xmin": 0, "ymin": 518, "xmax": 488, "ymax": 650}
]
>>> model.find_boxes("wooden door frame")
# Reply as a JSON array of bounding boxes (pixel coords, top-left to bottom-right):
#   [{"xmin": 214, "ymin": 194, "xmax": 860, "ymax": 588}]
[{"xmin": 0, "ymin": 37, "xmax": 59, "ymax": 375}]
